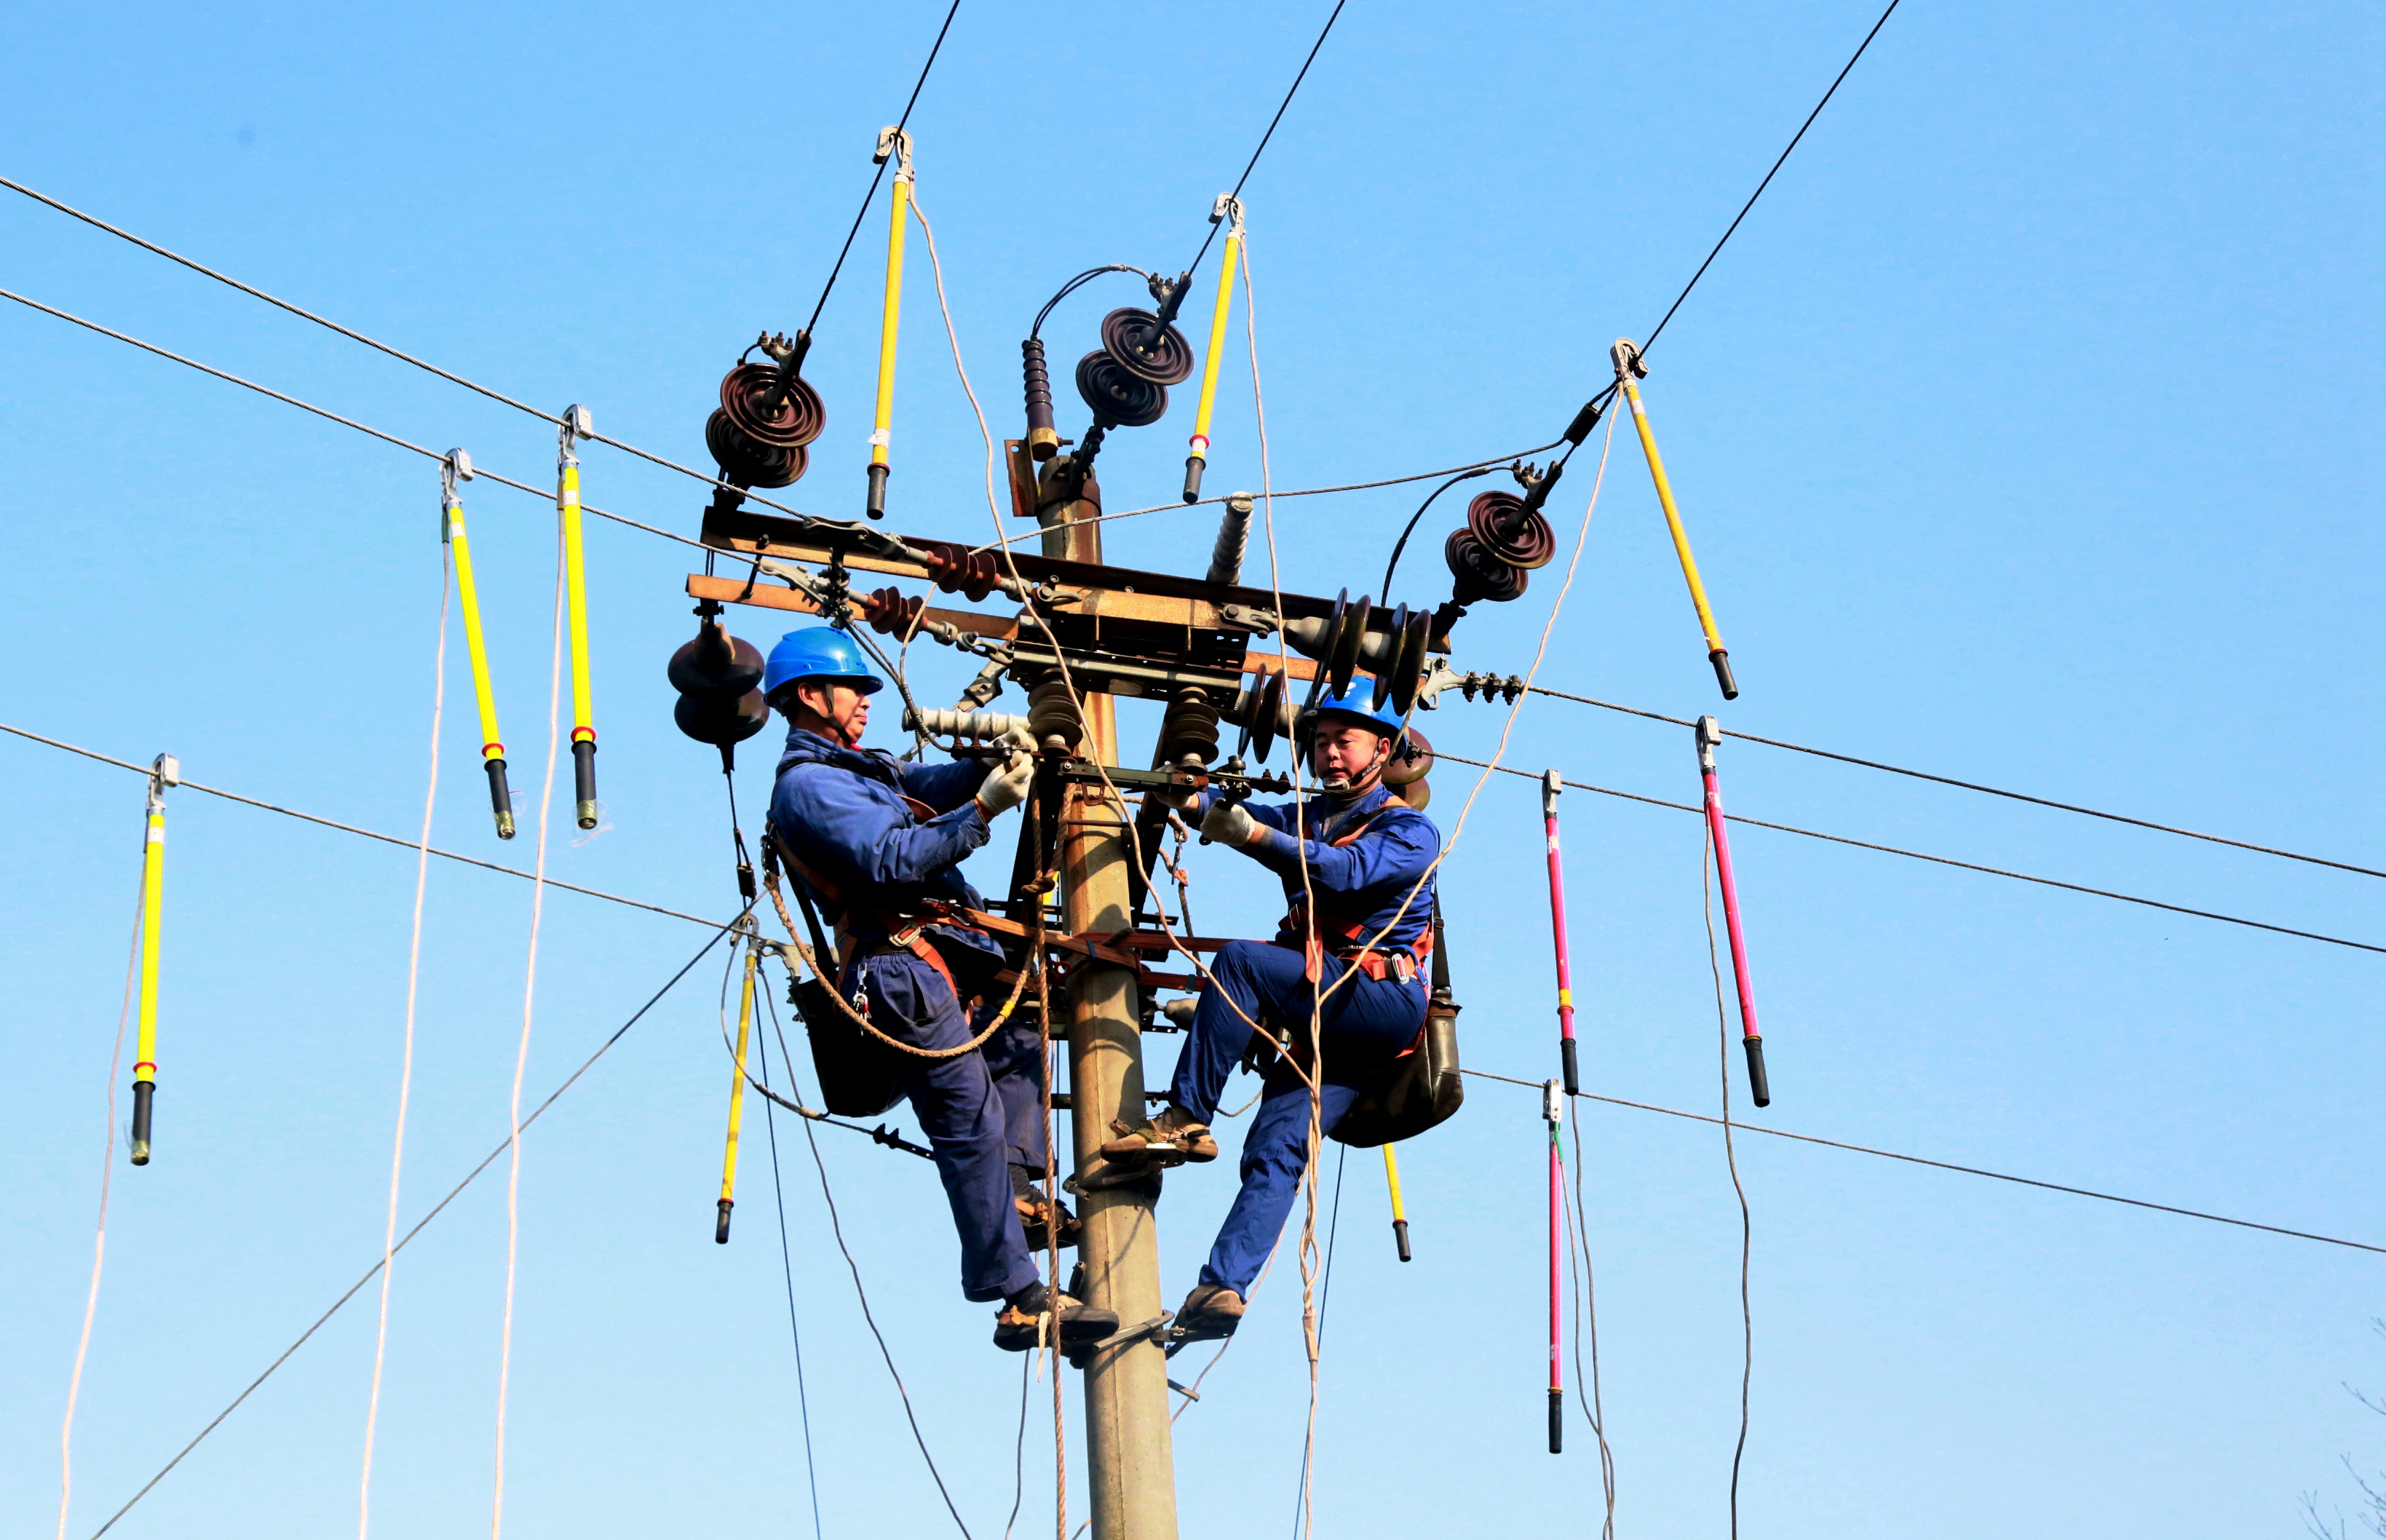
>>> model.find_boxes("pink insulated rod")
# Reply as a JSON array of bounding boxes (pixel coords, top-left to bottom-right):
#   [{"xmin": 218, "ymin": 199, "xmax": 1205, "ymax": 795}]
[
  {"xmin": 1542, "ymin": 770, "xmax": 1579, "ymax": 1095},
  {"xmin": 1545, "ymin": 1078, "xmax": 1564, "ymax": 1454},
  {"xmin": 1696, "ymin": 717, "xmax": 1771, "ymax": 1107}
]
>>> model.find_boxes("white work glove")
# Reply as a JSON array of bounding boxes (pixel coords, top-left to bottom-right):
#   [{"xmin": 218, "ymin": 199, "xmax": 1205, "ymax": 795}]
[
  {"xmin": 1001, "ymin": 721, "xmax": 1037, "ymax": 755},
  {"xmin": 975, "ymin": 748, "xmax": 1033, "ymax": 818},
  {"xmin": 1201, "ymin": 796, "xmax": 1260, "ymax": 849}
]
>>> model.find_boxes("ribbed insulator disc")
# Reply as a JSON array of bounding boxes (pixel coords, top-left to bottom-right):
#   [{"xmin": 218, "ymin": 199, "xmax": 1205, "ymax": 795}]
[
  {"xmin": 1099, "ymin": 309, "xmax": 1196, "ymax": 386},
  {"xmin": 1466, "ymin": 491, "xmax": 1557, "ymax": 571},
  {"xmin": 706, "ymin": 409, "xmax": 805, "ymax": 488},
  {"xmin": 1445, "ymin": 528, "xmax": 1529, "ymax": 604},
  {"xmin": 1075, "ymin": 350, "xmax": 1168, "ymax": 428},
  {"xmin": 719, "ymin": 362, "xmax": 826, "ymax": 449}
]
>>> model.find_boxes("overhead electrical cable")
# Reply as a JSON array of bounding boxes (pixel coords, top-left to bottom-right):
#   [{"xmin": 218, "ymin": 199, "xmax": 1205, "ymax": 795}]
[
  {"xmin": 1640, "ymin": 0, "xmax": 1904, "ymax": 354},
  {"xmin": 82, "ymin": 910, "xmax": 753, "ymax": 1539},
  {"xmin": 0, "ymin": 721, "xmax": 724, "ymax": 930},
  {"xmin": 1430, "ymin": 750, "xmax": 2386, "ymax": 956},
  {"xmin": 1182, "ymin": 0, "xmax": 1349, "ymax": 284},
  {"xmin": 1462, "ymin": 1068, "xmax": 2386, "ymax": 1256},
  {"xmin": 1520, "ymin": 683, "xmax": 2382, "ymax": 879}
]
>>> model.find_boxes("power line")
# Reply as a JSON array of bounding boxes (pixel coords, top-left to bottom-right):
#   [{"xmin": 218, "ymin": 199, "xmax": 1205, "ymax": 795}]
[
  {"xmin": 801, "ymin": 0, "xmax": 965, "ymax": 337},
  {"xmin": 84, "ymin": 912, "xmax": 750, "ymax": 1538},
  {"xmin": 1459, "ymin": 1068, "xmax": 2385, "ymax": 1257},
  {"xmin": 1184, "ymin": 0, "xmax": 1349, "ymax": 282},
  {"xmin": 1520, "ymin": 683, "xmax": 2383, "ymax": 881},
  {"xmin": 1640, "ymin": 0, "xmax": 1905, "ymax": 354},
  {"xmin": 0, "ymin": 721, "xmax": 726, "ymax": 932},
  {"xmin": 1430, "ymin": 750, "xmax": 2386, "ymax": 956}
]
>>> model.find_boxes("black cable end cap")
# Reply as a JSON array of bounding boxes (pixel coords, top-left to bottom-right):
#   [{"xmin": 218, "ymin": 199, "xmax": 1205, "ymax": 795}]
[
  {"xmin": 1548, "ymin": 1389, "xmax": 1564, "ymax": 1453},
  {"xmin": 1710, "ymin": 648, "xmax": 1739, "ymax": 701},
  {"xmin": 1560, "ymin": 1036, "xmax": 1580, "ymax": 1098},
  {"xmin": 716, "ymin": 1198, "xmax": 733, "ymax": 1245},
  {"xmin": 1743, "ymin": 1036, "xmax": 1770, "ymax": 1108},
  {"xmin": 865, "ymin": 462, "xmax": 889, "ymax": 520},
  {"xmin": 1182, "ymin": 456, "xmax": 1205, "ymax": 504},
  {"xmin": 573, "ymin": 739, "xmax": 598, "ymax": 830},
  {"xmin": 485, "ymin": 758, "xmax": 517, "ymax": 840},
  {"xmin": 1392, "ymin": 1218, "xmax": 1411, "ymax": 1263}
]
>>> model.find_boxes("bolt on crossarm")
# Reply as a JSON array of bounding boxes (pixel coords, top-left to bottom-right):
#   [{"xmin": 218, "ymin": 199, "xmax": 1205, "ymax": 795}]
[
  {"xmin": 1697, "ymin": 715, "xmax": 1770, "ymax": 1106},
  {"xmin": 442, "ymin": 450, "xmax": 515, "ymax": 838},
  {"xmin": 557, "ymin": 405, "xmax": 600, "ymax": 827},
  {"xmin": 130, "ymin": 752, "xmax": 177, "ymax": 1164},
  {"xmin": 1613, "ymin": 339, "xmax": 1737, "ymax": 700}
]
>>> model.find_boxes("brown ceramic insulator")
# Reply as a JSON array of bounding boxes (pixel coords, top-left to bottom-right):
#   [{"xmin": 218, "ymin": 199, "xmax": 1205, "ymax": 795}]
[
  {"xmin": 1465, "ymin": 491, "xmax": 1557, "ymax": 571},
  {"xmin": 1387, "ymin": 608, "xmax": 1432, "ymax": 718},
  {"xmin": 1393, "ymin": 777, "xmax": 1432, "ymax": 811},
  {"xmin": 857, "ymin": 587, "xmax": 924, "ymax": 637},
  {"xmin": 1074, "ymin": 350, "xmax": 1168, "ymax": 428},
  {"xmin": 1098, "ymin": 308, "xmax": 1196, "ymax": 386},
  {"xmin": 1327, "ymin": 594, "xmax": 1373, "ymax": 699},
  {"xmin": 1382, "ymin": 726, "xmax": 1435, "ymax": 787},
  {"xmin": 914, "ymin": 540, "xmax": 1001, "ymax": 603},
  {"xmin": 705, "ymin": 408, "xmax": 804, "ymax": 488},
  {"xmin": 1026, "ymin": 675, "xmax": 1085, "ymax": 755},
  {"xmin": 1021, "ymin": 336, "xmax": 1058, "ymax": 457},
  {"xmin": 719, "ymin": 361, "xmax": 826, "ymax": 450},
  {"xmin": 667, "ymin": 622, "xmax": 764, "ymax": 697},
  {"xmin": 1154, "ymin": 685, "xmax": 1221, "ymax": 770},
  {"xmin": 1445, "ymin": 528, "xmax": 1529, "ymax": 605}
]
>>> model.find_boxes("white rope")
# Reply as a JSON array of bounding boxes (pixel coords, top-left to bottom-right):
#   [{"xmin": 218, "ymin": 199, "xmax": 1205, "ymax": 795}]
[
  {"xmin": 490, "ymin": 516, "xmax": 566, "ymax": 1539},
  {"xmin": 55, "ymin": 861, "xmax": 144, "ymax": 1539},
  {"xmin": 357, "ymin": 538, "xmax": 449, "ymax": 1536}
]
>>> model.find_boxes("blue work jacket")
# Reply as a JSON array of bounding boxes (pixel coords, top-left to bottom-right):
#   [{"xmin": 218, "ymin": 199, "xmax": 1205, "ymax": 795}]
[
  {"xmin": 769, "ymin": 726, "xmax": 1004, "ymax": 966},
  {"xmin": 1197, "ymin": 781, "xmax": 1440, "ymax": 955}
]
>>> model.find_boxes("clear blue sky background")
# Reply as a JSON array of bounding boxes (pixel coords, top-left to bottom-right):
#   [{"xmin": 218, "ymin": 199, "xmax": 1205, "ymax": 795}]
[{"xmin": 4, "ymin": 2, "xmax": 2380, "ymax": 1536}]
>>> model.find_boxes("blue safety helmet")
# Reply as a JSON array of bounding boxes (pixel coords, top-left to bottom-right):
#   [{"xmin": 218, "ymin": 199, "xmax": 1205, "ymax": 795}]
[
  {"xmin": 761, "ymin": 626, "xmax": 885, "ymax": 702},
  {"xmin": 1299, "ymin": 685, "xmax": 1406, "ymax": 745}
]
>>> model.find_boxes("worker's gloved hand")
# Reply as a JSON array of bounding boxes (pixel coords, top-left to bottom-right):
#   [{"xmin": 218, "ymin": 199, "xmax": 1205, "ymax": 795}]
[
  {"xmin": 1201, "ymin": 797, "xmax": 1260, "ymax": 849},
  {"xmin": 976, "ymin": 749, "xmax": 1034, "ymax": 819},
  {"xmin": 1002, "ymin": 721, "xmax": 1037, "ymax": 755}
]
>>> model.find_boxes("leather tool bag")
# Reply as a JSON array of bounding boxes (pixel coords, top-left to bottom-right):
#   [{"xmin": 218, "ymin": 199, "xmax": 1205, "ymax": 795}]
[
  {"xmin": 1329, "ymin": 901, "xmax": 1464, "ymax": 1148},
  {"xmin": 772, "ymin": 830, "xmax": 906, "ymax": 1117}
]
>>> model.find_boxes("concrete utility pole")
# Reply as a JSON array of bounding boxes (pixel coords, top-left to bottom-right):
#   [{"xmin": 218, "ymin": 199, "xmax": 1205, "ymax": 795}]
[{"xmin": 1041, "ymin": 457, "xmax": 1180, "ymax": 1540}]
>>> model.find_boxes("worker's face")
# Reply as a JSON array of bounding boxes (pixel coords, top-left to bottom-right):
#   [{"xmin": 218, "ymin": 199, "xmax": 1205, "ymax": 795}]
[
  {"xmin": 1310, "ymin": 721, "xmax": 1390, "ymax": 792},
  {"xmin": 792, "ymin": 681, "xmax": 871, "ymax": 747}
]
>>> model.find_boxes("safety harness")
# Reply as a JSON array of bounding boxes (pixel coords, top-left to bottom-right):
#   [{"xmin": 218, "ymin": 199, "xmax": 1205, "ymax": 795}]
[{"xmin": 1277, "ymin": 798, "xmax": 1437, "ymax": 988}]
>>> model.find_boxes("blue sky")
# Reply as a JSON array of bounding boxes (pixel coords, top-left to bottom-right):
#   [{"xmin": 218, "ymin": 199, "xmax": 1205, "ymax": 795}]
[{"xmin": 4, "ymin": 1, "xmax": 2379, "ymax": 1536}]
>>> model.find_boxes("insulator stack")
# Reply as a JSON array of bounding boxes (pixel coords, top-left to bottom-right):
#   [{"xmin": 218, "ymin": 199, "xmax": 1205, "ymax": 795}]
[
  {"xmin": 1207, "ymin": 493, "xmax": 1253, "ymax": 587},
  {"xmin": 856, "ymin": 586, "xmax": 925, "ymax": 638},
  {"xmin": 905, "ymin": 707, "xmax": 1028, "ymax": 742},
  {"xmin": 911, "ymin": 539, "xmax": 1005, "ymax": 603},
  {"xmin": 1026, "ymin": 674, "xmax": 1086, "ymax": 755},
  {"xmin": 1022, "ymin": 338, "xmax": 1060, "ymax": 460},
  {"xmin": 668, "ymin": 610, "xmax": 770, "ymax": 759},
  {"xmin": 1467, "ymin": 491, "xmax": 1557, "ymax": 570},
  {"xmin": 1445, "ymin": 528, "xmax": 1529, "ymax": 605},
  {"xmin": 705, "ymin": 409, "xmax": 805, "ymax": 488},
  {"xmin": 1154, "ymin": 685, "xmax": 1221, "ymax": 772},
  {"xmin": 708, "ymin": 355, "xmax": 825, "ymax": 489}
]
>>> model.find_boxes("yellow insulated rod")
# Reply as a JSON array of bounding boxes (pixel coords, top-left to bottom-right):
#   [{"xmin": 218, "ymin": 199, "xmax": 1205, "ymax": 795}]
[
  {"xmin": 716, "ymin": 933, "xmax": 760, "ymax": 1243},
  {"xmin": 1383, "ymin": 1143, "xmax": 1411, "ymax": 1261},
  {"xmin": 558, "ymin": 408, "xmax": 598, "ymax": 828},
  {"xmin": 1613, "ymin": 339, "xmax": 1739, "ymax": 701},
  {"xmin": 443, "ymin": 451, "xmax": 515, "ymax": 838},
  {"xmin": 865, "ymin": 127, "xmax": 913, "ymax": 522},
  {"xmin": 1183, "ymin": 194, "xmax": 1245, "ymax": 504},
  {"xmin": 130, "ymin": 754, "xmax": 175, "ymax": 1165}
]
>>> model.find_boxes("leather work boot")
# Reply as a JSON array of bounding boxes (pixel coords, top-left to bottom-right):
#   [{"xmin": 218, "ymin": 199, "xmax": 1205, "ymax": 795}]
[
  {"xmin": 1011, "ymin": 1163, "xmax": 1081, "ymax": 1250},
  {"xmin": 1173, "ymin": 1282, "xmax": 1245, "ymax": 1343},
  {"xmin": 1097, "ymin": 1105, "xmax": 1219, "ymax": 1166},
  {"xmin": 994, "ymin": 1282, "xmax": 1119, "ymax": 1353}
]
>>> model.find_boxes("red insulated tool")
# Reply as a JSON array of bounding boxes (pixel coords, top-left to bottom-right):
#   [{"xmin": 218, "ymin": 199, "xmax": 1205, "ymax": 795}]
[
  {"xmin": 1696, "ymin": 716, "xmax": 1770, "ymax": 1107},
  {"xmin": 1541, "ymin": 770, "xmax": 1579, "ymax": 1096}
]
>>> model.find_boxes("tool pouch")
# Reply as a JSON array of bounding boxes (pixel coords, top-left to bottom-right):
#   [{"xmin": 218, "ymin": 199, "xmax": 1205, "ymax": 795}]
[
  {"xmin": 1329, "ymin": 902, "xmax": 1464, "ymax": 1148},
  {"xmin": 785, "ymin": 881, "xmax": 906, "ymax": 1118}
]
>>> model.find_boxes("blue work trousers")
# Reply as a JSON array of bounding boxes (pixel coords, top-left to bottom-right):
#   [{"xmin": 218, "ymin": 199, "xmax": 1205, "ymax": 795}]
[
  {"xmin": 1168, "ymin": 939, "xmax": 1427, "ymax": 1296},
  {"xmin": 851, "ymin": 952, "xmax": 1043, "ymax": 1303}
]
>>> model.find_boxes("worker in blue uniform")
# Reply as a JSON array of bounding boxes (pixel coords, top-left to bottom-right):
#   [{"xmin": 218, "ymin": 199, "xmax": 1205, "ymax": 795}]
[
  {"xmin": 1099, "ymin": 687, "xmax": 1440, "ymax": 1341},
  {"xmin": 764, "ymin": 627, "xmax": 1114, "ymax": 1352}
]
